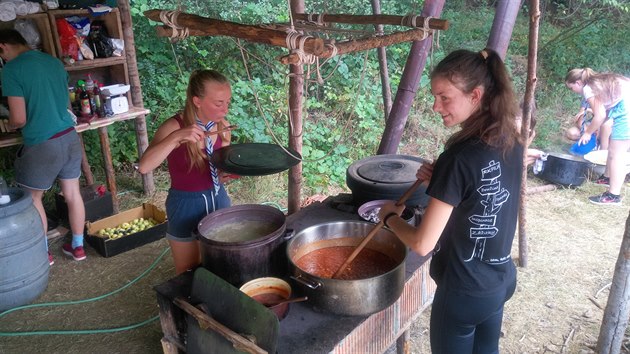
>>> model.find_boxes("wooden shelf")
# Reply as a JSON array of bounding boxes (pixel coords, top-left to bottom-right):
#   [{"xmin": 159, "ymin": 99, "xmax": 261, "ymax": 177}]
[
  {"xmin": 75, "ymin": 106, "xmax": 150, "ymax": 132},
  {"xmin": 0, "ymin": 106, "xmax": 150, "ymax": 148},
  {"xmin": 64, "ymin": 56, "xmax": 127, "ymax": 71}
]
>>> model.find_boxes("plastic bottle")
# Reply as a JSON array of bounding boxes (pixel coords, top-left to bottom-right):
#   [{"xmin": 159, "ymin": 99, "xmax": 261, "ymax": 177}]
[
  {"xmin": 0, "ymin": 176, "xmax": 10, "ymax": 205},
  {"xmin": 85, "ymin": 75, "xmax": 96, "ymax": 116},
  {"xmin": 93, "ymin": 82, "xmax": 105, "ymax": 118}
]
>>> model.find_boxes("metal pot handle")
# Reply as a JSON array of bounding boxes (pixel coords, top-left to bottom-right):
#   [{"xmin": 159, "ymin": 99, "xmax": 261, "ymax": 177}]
[
  {"xmin": 533, "ymin": 153, "xmax": 548, "ymax": 175},
  {"xmin": 290, "ymin": 274, "xmax": 322, "ymax": 290},
  {"xmin": 283, "ymin": 228, "xmax": 295, "ymax": 241}
]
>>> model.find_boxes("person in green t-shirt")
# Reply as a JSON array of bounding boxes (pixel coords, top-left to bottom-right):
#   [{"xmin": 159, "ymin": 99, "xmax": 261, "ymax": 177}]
[{"xmin": 0, "ymin": 29, "xmax": 86, "ymax": 264}]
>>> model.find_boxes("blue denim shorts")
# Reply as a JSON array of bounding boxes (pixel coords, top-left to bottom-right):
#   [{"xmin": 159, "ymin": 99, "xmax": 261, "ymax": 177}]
[
  {"xmin": 165, "ymin": 185, "xmax": 231, "ymax": 242},
  {"xmin": 15, "ymin": 130, "xmax": 82, "ymax": 190},
  {"xmin": 609, "ymin": 98, "xmax": 630, "ymax": 140}
]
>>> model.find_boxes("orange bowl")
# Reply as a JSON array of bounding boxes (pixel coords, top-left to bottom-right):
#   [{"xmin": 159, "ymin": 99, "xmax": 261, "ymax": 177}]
[{"xmin": 239, "ymin": 277, "xmax": 291, "ymax": 320}]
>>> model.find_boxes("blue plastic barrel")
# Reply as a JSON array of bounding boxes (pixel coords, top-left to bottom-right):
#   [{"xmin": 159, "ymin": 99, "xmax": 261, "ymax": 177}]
[{"xmin": 0, "ymin": 187, "xmax": 49, "ymax": 312}]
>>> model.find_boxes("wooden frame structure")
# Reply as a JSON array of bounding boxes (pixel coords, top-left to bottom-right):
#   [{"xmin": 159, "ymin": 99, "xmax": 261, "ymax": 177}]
[
  {"xmin": 143, "ymin": 3, "xmax": 448, "ymax": 215},
  {"xmin": 143, "ymin": 9, "xmax": 448, "ymax": 65}
]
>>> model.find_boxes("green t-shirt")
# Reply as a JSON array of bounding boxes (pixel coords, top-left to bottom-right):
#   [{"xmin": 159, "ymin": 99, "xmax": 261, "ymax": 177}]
[{"xmin": 1, "ymin": 50, "xmax": 73, "ymax": 146}]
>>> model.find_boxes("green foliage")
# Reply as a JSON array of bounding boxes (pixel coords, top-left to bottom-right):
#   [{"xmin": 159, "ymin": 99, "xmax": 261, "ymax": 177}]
[{"xmin": 2, "ymin": 0, "xmax": 629, "ymax": 197}]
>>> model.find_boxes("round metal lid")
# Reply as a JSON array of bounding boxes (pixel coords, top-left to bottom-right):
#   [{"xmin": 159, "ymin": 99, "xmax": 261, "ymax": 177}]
[
  {"xmin": 354, "ymin": 155, "xmax": 423, "ymax": 184},
  {"xmin": 211, "ymin": 143, "xmax": 301, "ymax": 176}
]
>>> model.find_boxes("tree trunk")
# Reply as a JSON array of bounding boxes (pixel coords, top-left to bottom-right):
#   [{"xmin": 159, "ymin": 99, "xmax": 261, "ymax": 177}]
[
  {"xmin": 377, "ymin": 0, "xmax": 446, "ymax": 155},
  {"xmin": 371, "ymin": 0, "xmax": 392, "ymax": 121},
  {"xmin": 287, "ymin": 0, "xmax": 304, "ymax": 215},
  {"xmin": 518, "ymin": 0, "xmax": 541, "ymax": 268},
  {"xmin": 596, "ymin": 210, "xmax": 630, "ymax": 354},
  {"xmin": 486, "ymin": 0, "xmax": 522, "ymax": 59}
]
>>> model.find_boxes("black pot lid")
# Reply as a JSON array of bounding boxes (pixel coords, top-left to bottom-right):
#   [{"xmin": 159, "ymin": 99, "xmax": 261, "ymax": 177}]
[
  {"xmin": 211, "ymin": 143, "xmax": 301, "ymax": 176},
  {"xmin": 355, "ymin": 155, "xmax": 423, "ymax": 183}
]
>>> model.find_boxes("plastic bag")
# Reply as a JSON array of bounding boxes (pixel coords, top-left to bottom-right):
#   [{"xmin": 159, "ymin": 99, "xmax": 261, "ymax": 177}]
[
  {"xmin": 64, "ymin": 15, "xmax": 90, "ymax": 37},
  {"xmin": 87, "ymin": 20, "xmax": 113, "ymax": 58},
  {"xmin": 56, "ymin": 18, "xmax": 78, "ymax": 60},
  {"xmin": 14, "ymin": 18, "xmax": 41, "ymax": 50},
  {"xmin": 109, "ymin": 38, "xmax": 124, "ymax": 57}
]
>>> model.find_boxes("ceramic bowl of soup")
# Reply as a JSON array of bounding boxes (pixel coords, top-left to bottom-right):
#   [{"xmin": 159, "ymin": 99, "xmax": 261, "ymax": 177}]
[{"xmin": 240, "ymin": 277, "xmax": 292, "ymax": 320}]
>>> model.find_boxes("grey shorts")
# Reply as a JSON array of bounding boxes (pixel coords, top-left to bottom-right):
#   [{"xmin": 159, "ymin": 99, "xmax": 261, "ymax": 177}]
[{"xmin": 15, "ymin": 130, "xmax": 82, "ymax": 190}]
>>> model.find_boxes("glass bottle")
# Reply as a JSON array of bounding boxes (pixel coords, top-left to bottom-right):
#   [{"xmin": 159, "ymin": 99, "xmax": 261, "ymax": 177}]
[{"xmin": 79, "ymin": 83, "xmax": 92, "ymax": 119}]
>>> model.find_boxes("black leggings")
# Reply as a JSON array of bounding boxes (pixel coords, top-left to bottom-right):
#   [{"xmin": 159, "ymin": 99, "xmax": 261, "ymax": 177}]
[{"xmin": 430, "ymin": 279, "xmax": 516, "ymax": 354}]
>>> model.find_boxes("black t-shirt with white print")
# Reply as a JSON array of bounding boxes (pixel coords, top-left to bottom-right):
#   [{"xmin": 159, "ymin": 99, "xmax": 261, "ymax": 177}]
[{"xmin": 426, "ymin": 137, "xmax": 523, "ymax": 296}]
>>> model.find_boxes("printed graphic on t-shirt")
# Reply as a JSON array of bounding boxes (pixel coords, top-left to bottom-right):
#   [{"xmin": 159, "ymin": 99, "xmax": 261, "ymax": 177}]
[{"xmin": 466, "ymin": 160, "xmax": 511, "ymax": 264}]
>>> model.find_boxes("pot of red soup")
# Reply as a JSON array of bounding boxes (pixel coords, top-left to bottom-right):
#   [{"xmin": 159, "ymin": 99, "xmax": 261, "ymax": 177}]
[
  {"xmin": 286, "ymin": 220, "xmax": 407, "ymax": 316},
  {"xmin": 197, "ymin": 204, "xmax": 288, "ymax": 287}
]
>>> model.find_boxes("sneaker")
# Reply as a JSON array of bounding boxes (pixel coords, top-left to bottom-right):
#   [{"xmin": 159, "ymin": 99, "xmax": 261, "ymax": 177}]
[
  {"xmin": 589, "ymin": 191, "xmax": 621, "ymax": 206},
  {"xmin": 62, "ymin": 243, "xmax": 87, "ymax": 261},
  {"xmin": 594, "ymin": 175, "xmax": 610, "ymax": 187},
  {"xmin": 48, "ymin": 252, "xmax": 54, "ymax": 266}
]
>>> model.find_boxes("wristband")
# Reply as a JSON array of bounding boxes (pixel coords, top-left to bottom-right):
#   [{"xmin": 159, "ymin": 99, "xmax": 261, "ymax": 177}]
[{"xmin": 383, "ymin": 212, "xmax": 398, "ymax": 227}]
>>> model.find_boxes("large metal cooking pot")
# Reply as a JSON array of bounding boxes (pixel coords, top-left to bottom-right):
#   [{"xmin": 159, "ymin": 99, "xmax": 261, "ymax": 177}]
[
  {"xmin": 286, "ymin": 221, "xmax": 407, "ymax": 316},
  {"xmin": 346, "ymin": 154, "xmax": 429, "ymax": 207},
  {"xmin": 533, "ymin": 152, "xmax": 590, "ymax": 187},
  {"xmin": 197, "ymin": 204, "xmax": 288, "ymax": 287}
]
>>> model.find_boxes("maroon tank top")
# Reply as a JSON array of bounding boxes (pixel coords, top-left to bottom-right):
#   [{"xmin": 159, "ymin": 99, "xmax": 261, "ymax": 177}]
[{"xmin": 166, "ymin": 114, "xmax": 222, "ymax": 191}]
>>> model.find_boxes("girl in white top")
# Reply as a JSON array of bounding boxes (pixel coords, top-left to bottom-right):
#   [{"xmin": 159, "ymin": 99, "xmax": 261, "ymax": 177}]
[{"xmin": 566, "ymin": 68, "xmax": 630, "ymax": 205}]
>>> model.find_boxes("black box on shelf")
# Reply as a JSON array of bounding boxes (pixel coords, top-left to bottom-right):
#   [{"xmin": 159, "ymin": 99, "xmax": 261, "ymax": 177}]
[
  {"xmin": 85, "ymin": 203, "xmax": 167, "ymax": 257},
  {"xmin": 55, "ymin": 184, "xmax": 113, "ymax": 222}
]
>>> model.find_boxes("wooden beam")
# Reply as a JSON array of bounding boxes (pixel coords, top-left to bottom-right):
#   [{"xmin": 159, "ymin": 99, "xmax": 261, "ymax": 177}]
[
  {"xmin": 119, "ymin": 0, "xmax": 155, "ymax": 196},
  {"xmin": 144, "ymin": 9, "xmax": 325, "ymax": 55},
  {"xmin": 293, "ymin": 13, "xmax": 449, "ymax": 30},
  {"xmin": 279, "ymin": 27, "xmax": 432, "ymax": 65},
  {"xmin": 98, "ymin": 126, "xmax": 119, "ymax": 214},
  {"xmin": 173, "ymin": 297, "xmax": 267, "ymax": 354}
]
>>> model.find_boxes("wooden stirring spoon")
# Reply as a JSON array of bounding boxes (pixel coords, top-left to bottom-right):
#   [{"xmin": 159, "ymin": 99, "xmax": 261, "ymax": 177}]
[
  {"xmin": 268, "ymin": 296, "xmax": 308, "ymax": 309},
  {"xmin": 331, "ymin": 179, "xmax": 423, "ymax": 279}
]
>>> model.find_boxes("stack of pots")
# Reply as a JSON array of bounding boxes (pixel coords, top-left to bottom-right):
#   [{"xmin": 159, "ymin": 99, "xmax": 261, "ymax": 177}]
[
  {"xmin": 346, "ymin": 154, "xmax": 429, "ymax": 208},
  {"xmin": 197, "ymin": 204, "xmax": 288, "ymax": 287}
]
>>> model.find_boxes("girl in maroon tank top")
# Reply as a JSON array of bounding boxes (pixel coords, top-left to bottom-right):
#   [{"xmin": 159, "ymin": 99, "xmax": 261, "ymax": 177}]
[{"xmin": 138, "ymin": 70, "xmax": 237, "ymax": 274}]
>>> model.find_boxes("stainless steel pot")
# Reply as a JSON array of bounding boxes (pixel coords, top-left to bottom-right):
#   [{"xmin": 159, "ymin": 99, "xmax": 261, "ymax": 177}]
[{"xmin": 286, "ymin": 221, "xmax": 407, "ymax": 316}]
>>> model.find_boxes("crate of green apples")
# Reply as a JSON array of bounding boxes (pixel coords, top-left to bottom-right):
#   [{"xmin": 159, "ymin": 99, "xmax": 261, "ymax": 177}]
[{"xmin": 86, "ymin": 203, "xmax": 167, "ymax": 257}]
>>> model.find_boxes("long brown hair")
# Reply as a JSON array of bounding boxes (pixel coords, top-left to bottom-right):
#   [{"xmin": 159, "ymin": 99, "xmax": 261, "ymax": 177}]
[
  {"xmin": 586, "ymin": 72, "xmax": 630, "ymax": 106},
  {"xmin": 564, "ymin": 67, "xmax": 598, "ymax": 85},
  {"xmin": 182, "ymin": 69, "xmax": 230, "ymax": 171},
  {"xmin": 431, "ymin": 48, "xmax": 523, "ymax": 154}
]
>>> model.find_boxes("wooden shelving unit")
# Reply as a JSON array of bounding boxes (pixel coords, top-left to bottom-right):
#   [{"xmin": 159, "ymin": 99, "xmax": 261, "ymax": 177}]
[{"xmin": 1, "ymin": 4, "xmax": 153, "ymax": 211}]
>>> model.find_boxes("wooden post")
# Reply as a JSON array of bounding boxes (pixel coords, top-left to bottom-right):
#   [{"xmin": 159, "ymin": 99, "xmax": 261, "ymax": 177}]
[
  {"xmin": 377, "ymin": 0, "xmax": 446, "ymax": 154},
  {"xmin": 371, "ymin": 0, "xmax": 393, "ymax": 121},
  {"xmin": 596, "ymin": 210, "xmax": 630, "ymax": 354},
  {"xmin": 144, "ymin": 9, "xmax": 325, "ymax": 55},
  {"xmin": 98, "ymin": 126, "xmax": 119, "ymax": 213},
  {"xmin": 287, "ymin": 0, "xmax": 304, "ymax": 215},
  {"xmin": 279, "ymin": 28, "xmax": 433, "ymax": 64},
  {"xmin": 77, "ymin": 133, "xmax": 95, "ymax": 186},
  {"xmin": 119, "ymin": 0, "xmax": 155, "ymax": 196},
  {"xmin": 518, "ymin": 0, "xmax": 541, "ymax": 268},
  {"xmin": 486, "ymin": 0, "xmax": 522, "ymax": 60},
  {"xmin": 292, "ymin": 13, "xmax": 449, "ymax": 30}
]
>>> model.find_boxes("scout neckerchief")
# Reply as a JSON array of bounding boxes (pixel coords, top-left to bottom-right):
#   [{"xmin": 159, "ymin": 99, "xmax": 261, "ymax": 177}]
[{"xmin": 195, "ymin": 116, "xmax": 220, "ymax": 196}]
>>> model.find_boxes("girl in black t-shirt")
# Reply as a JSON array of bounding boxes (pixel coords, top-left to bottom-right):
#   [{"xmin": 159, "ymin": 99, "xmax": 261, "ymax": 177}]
[{"xmin": 379, "ymin": 48, "xmax": 525, "ymax": 354}]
